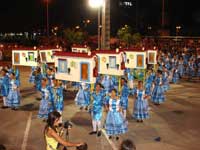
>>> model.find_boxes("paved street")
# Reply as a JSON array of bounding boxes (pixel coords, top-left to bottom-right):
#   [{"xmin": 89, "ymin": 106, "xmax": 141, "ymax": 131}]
[{"xmin": 0, "ymin": 67, "xmax": 200, "ymax": 150}]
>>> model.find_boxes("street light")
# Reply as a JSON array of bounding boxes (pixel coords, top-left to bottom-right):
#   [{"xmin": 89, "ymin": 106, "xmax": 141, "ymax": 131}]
[{"xmin": 89, "ymin": 0, "xmax": 104, "ymax": 50}]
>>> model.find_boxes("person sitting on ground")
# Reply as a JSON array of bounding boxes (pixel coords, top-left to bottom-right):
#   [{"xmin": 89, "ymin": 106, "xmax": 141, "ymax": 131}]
[
  {"xmin": 120, "ymin": 139, "xmax": 136, "ymax": 150},
  {"xmin": 44, "ymin": 111, "xmax": 84, "ymax": 150}
]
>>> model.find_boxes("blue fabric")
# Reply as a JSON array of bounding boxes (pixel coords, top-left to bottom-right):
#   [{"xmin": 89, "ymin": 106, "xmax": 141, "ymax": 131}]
[
  {"xmin": 133, "ymin": 88, "xmax": 149, "ymax": 120},
  {"xmin": 162, "ymin": 72, "xmax": 170, "ymax": 92},
  {"xmin": 75, "ymin": 83, "xmax": 90, "ymax": 106},
  {"xmin": 29, "ymin": 67, "xmax": 36, "ymax": 83},
  {"xmin": 172, "ymin": 69, "xmax": 179, "ymax": 83},
  {"xmin": 7, "ymin": 79, "xmax": 20, "ymax": 107},
  {"xmin": 38, "ymin": 86, "xmax": 52, "ymax": 119},
  {"xmin": 105, "ymin": 98, "xmax": 128, "ymax": 135},
  {"xmin": 101, "ymin": 75, "xmax": 114, "ymax": 94},
  {"xmin": 152, "ymin": 77, "xmax": 165, "ymax": 104},
  {"xmin": 120, "ymin": 84, "xmax": 130, "ymax": 110},
  {"xmin": 91, "ymin": 90, "xmax": 105, "ymax": 121},
  {"xmin": 35, "ymin": 73, "xmax": 42, "ymax": 91},
  {"xmin": 0, "ymin": 75, "xmax": 9, "ymax": 96},
  {"xmin": 178, "ymin": 61, "xmax": 184, "ymax": 77},
  {"xmin": 55, "ymin": 86, "xmax": 64, "ymax": 112}
]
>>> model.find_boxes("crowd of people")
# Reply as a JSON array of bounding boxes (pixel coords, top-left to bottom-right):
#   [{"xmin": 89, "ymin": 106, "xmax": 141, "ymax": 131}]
[{"xmin": 0, "ymin": 46, "xmax": 200, "ymax": 150}]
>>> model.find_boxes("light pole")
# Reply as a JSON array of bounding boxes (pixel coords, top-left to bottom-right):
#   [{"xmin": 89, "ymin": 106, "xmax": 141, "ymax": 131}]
[{"xmin": 89, "ymin": 0, "xmax": 104, "ymax": 50}]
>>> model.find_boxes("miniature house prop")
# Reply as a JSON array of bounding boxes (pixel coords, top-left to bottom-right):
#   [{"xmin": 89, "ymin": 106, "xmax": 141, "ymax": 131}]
[
  {"xmin": 146, "ymin": 49, "xmax": 157, "ymax": 65},
  {"xmin": 54, "ymin": 51, "xmax": 97, "ymax": 84},
  {"xmin": 123, "ymin": 48, "xmax": 147, "ymax": 69},
  {"xmin": 39, "ymin": 48, "xmax": 62, "ymax": 63},
  {"xmin": 12, "ymin": 48, "xmax": 38, "ymax": 66},
  {"xmin": 95, "ymin": 49, "xmax": 125, "ymax": 76}
]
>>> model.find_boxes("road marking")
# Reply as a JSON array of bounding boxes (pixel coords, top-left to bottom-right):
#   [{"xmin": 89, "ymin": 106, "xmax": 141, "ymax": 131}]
[
  {"xmin": 102, "ymin": 129, "xmax": 118, "ymax": 150},
  {"xmin": 21, "ymin": 112, "xmax": 32, "ymax": 150}
]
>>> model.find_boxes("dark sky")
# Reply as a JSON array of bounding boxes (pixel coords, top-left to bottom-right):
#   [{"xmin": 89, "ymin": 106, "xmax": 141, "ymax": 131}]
[{"xmin": 0, "ymin": 0, "xmax": 200, "ymax": 35}]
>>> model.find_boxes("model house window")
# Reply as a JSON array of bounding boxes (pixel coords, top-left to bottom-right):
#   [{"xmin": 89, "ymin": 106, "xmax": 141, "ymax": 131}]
[
  {"xmin": 41, "ymin": 52, "xmax": 47, "ymax": 62},
  {"xmin": 58, "ymin": 59, "xmax": 67, "ymax": 73},
  {"xmin": 109, "ymin": 56, "xmax": 117, "ymax": 68},
  {"xmin": 80, "ymin": 63, "xmax": 89, "ymax": 82},
  {"xmin": 136, "ymin": 54, "xmax": 144, "ymax": 68},
  {"xmin": 28, "ymin": 52, "xmax": 34, "ymax": 61}
]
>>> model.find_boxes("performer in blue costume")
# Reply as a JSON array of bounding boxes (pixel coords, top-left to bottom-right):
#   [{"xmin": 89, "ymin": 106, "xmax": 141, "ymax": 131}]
[
  {"xmin": 38, "ymin": 78, "xmax": 53, "ymax": 119},
  {"xmin": 162, "ymin": 66, "xmax": 170, "ymax": 92},
  {"xmin": 7, "ymin": 72, "xmax": 20, "ymax": 110},
  {"xmin": 178, "ymin": 57, "xmax": 184, "ymax": 78},
  {"xmin": 187, "ymin": 59, "xmax": 195, "ymax": 80},
  {"xmin": 89, "ymin": 83, "xmax": 105, "ymax": 137},
  {"xmin": 152, "ymin": 70, "xmax": 165, "ymax": 105},
  {"xmin": 145, "ymin": 69, "xmax": 154, "ymax": 96},
  {"xmin": 46, "ymin": 67, "xmax": 55, "ymax": 86},
  {"xmin": 101, "ymin": 75, "xmax": 114, "ymax": 94},
  {"xmin": 35, "ymin": 67, "xmax": 43, "ymax": 91},
  {"xmin": 0, "ymin": 69, "xmax": 10, "ymax": 108},
  {"xmin": 105, "ymin": 89, "xmax": 128, "ymax": 140},
  {"xmin": 75, "ymin": 82, "xmax": 90, "ymax": 110},
  {"xmin": 125, "ymin": 68, "xmax": 134, "ymax": 89},
  {"xmin": 29, "ymin": 66, "xmax": 36, "ymax": 84},
  {"xmin": 133, "ymin": 81, "xmax": 150, "ymax": 122},
  {"xmin": 14, "ymin": 67, "xmax": 20, "ymax": 85},
  {"xmin": 172, "ymin": 67, "xmax": 179, "ymax": 84},
  {"xmin": 120, "ymin": 78, "xmax": 130, "ymax": 118}
]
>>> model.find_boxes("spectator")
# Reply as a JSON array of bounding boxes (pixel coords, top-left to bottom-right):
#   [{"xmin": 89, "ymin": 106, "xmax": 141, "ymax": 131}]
[{"xmin": 120, "ymin": 139, "xmax": 136, "ymax": 150}]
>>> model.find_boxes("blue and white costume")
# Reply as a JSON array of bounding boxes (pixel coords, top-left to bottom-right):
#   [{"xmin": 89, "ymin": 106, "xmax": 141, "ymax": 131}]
[
  {"xmin": 0, "ymin": 74, "xmax": 9, "ymax": 106},
  {"xmin": 178, "ymin": 60, "xmax": 184, "ymax": 77},
  {"xmin": 172, "ymin": 68, "xmax": 179, "ymax": 83},
  {"xmin": 35, "ymin": 72, "xmax": 42, "ymax": 91},
  {"xmin": 101, "ymin": 75, "xmax": 114, "ymax": 94},
  {"xmin": 55, "ymin": 86, "xmax": 64, "ymax": 113},
  {"xmin": 120, "ymin": 83, "xmax": 130, "ymax": 118},
  {"xmin": 162, "ymin": 71, "xmax": 170, "ymax": 92},
  {"xmin": 126, "ymin": 69, "xmax": 134, "ymax": 89},
  {"xmin": 151, "ymin": 77, "xmax": 165, "ymax": 104},
  {"xmin": 38, "ymin": 86, "xmax": 52, "ymax": 119},
  {"xmin": 75, "ymin": 83, "xmax": 90, "ymax": 107},
  {"xmin": 29, "ymin": 67, "xmax": 36, "ymax": 83},
  {"xmin": 7, "ymin": 79, "xmax": 20, "ymax": 108},
  {"xmin": 105, "ymin": 98, "xmax": 128, "ymax": 136},
  {"xmin": 187, "ymin": 61, "xmax": 195, "ymax": 78},
  {"xmin": 133, "ymin": 88, "xmax": 149, "ymax": 120},
  {"xmin": 145, "ymin": 75, "xmax": 153, "ymax": 96}
]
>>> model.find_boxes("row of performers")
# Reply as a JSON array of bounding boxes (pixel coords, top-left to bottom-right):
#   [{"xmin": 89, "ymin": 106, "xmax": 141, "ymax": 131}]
[
  {"xmin": 0, "ymin": 66, "xmax": 20, "ymax": 110},
  {"xmin": 157, "ymin": 52, "xmax": 200, "ymax": 80},
  {"xmin": 29, "ymin": 64, "xmax": 170, "ymax": 139}
]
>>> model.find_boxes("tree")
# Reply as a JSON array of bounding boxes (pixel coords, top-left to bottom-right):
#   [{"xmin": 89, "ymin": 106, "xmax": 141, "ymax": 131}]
[
  {"xmin": 132, "ymin": 33, "xmax": 142, "ymax": 45},
  {"xmin": 117, "ymin": 25, "xmax": 133, "ymax": 47},
  {"xmin": 63, "ymin": 28, "xmax": 87, "ymax": 46}
]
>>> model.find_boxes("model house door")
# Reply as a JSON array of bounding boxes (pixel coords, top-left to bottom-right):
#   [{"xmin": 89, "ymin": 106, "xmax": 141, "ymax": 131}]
[{"xmin": 81, "ymin": 63, "xmax": 88, "ymax": 81}]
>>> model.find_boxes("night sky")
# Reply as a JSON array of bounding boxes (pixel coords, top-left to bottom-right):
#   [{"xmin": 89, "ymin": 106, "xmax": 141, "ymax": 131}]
[{"xmin": 0, "ymin": 0, "xmax": 200, "ymax": 35}]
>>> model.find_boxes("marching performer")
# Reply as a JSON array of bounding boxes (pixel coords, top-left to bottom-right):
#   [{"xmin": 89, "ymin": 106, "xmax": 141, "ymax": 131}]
[
  {"xmin": 133, "ymin": 81, "xmax": 150, "ymax": 122},
  {"xmin": 105, "ymin": 89, "xmax": 128, "ymax": 140},
  {"xmin": 89, "ymin": 83, "xmax": 105, "ymax": 137},
  {"xmin": 0, "ymin": 69, "xmax": 9, "ymax": 108}
]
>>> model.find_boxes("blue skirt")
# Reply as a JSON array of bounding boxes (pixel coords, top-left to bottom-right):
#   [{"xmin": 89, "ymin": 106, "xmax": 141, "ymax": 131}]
[
  {"xmin": 55, "ymin": 99, "xmax": 64, "ymax": 112},
  {"xmin": 163, "ymin": 84, "xmax": 170, "ymax": 92},
  {"xmin": 105, "ymin": 111, "xmax": 128, "ymax": 136},
  {"xmin": 75, "ymin": 90, "xmax": 90, "ymax": 106},
  {"xmin": 133, "ymin": 99, "xmax": 149, "ymax": 120},
  {"xmin": 152, "ymin": 85, "xmax": 165, "ymax": 104},
  {"xmin": 38, "ymin": 99, "xmax": 49, "ymax": 119},
  {"xmin": 7, "ymin": 90, "xmax": 20, "ymax": 107},
  {"xmin": 145, "ymin": 83, "xmax": 152, "ymax": 95},
  {"xmin": 120, "ymin": 97, "xmax": 128, "ymax": 110},
  {"xmin": 92, "ymin": 108, "xmax": 103, "ymax": 121},
  {"xmin": 29, "ymin": 75, "xmax": 35, "ymax": 83}
]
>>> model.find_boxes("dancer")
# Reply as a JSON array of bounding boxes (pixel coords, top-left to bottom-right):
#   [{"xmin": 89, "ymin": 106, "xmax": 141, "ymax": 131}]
[
  {"xmin": 38, "ymin": 78, "xmax": 53, "ymax": 119},
  {"xmin": 75, "ymin": 82, "xmax": 90, "ymax": 110},
  {"xmin": 152, "ymin": 70, "xmax": 165, "ymax": 105},
  {"xmin": 120, "ymin": 78, "xmax": 130, "ymax": 118},
  {"xmin": 7, "ymin": 72, "xmax": 20, "ymax": 110},
  {"xmin": 89, "ymin": 83, "xmax": 105, "ymax": 137},
  {"xmin": 133, "ymin": 81, "xmax": 150, "ymax": 122},
  {"xmin": 0, "ymin": 69, "xmax": 9, "ymax": 108},
  {"xmin": 105, "ymin": 89, "xmax": 128, "ymax": 140}
]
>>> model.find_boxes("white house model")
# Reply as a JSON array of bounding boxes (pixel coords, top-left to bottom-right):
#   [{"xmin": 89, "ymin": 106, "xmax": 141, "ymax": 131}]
[
  {"xmin": 71, "ymin": 45, "xmax": 90, "ymax": 53},
  {"xmin": 54, "ymin": 51, "xmax": 97, "ymax": 84},
  {"xmin": 39, "ymin": 47, "xmax": 62, "ymax": 63},
  {"xmin": 12, "ymin": 48, "xmax": 38, "ymax": 66},
  {"xmin": 146, "ymin": 49, "xmax": 158, "ymax": 65},
  {"xmin": 122, "ymin": 48, "xmax": 147, "ymax": 69},
  {"xmin": 95, "ymin": 49, "xmax": 125, "ymax": 76}
]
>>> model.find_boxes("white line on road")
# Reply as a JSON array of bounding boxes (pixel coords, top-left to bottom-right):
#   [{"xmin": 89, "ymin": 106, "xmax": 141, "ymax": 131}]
[
  {"xmin": 102, "ymin": 129, "xmax": 118, "ymax": 150},
  {"xmin": 21, "ymin": 112, "xmax": 32, "ymax": 150}
]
